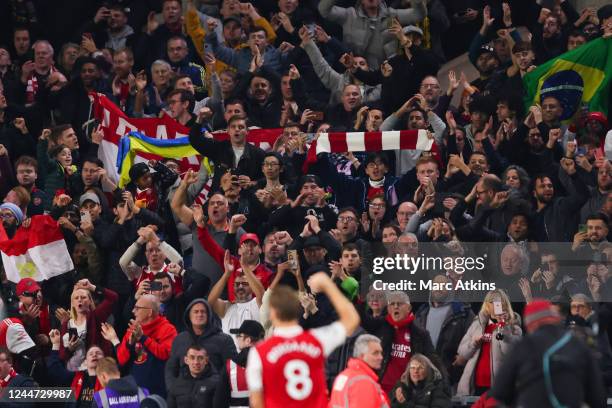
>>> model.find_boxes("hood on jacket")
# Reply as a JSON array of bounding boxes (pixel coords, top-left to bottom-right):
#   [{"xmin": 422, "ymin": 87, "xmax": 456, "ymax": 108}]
[{"xmin": 183, "ymin": 298, "xmax": 222, "ymax": 338}]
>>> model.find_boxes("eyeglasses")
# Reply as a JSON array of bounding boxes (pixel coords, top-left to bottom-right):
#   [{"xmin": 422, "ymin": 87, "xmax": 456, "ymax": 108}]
[
  {"xmin": 338, "ymin": 216, "xmax": 356, "ymax": 223},
  {"xmin": 234, "ymin": 282, "xmax": 249, "ymax": 287},
  {"xmin": 409, "ymin": 365, "xmax": 425, "ymax": 371},
  {"xmin": 133, "ymin": 305, "xmax": 151, "ymax": 310},
  {"xmin": 369, "ymin": 203, "xmax": 385, "ymax": 209},
  {"xmin": 20, "ymin": 291, "xmax": 39, "ymax": 297},
  {"xmin": 0, "ymin": 212, "xmax": 14, "ymax": 219}
]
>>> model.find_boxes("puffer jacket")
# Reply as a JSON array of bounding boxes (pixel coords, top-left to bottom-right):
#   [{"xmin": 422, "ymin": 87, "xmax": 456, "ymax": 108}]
[
  {"xmin": 318, "ymin": 0, "xmax": 427, "ymax": 68},
  {"xmin": 389, "ymin": 355, "xmax": 451, "ymax": 408},
  {"xmin": 456, "ymin": 311, "xmax": 522, "ymax": 396}
]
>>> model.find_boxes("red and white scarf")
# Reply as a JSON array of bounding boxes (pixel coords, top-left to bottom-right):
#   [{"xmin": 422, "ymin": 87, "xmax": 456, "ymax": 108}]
[
  {"xmin": 25, "ymin": 66, "xmax": 58, "ymax": 106},
  {"xmin": 0, "ymin": 368, "xmax": 17, "ymax": 388}
]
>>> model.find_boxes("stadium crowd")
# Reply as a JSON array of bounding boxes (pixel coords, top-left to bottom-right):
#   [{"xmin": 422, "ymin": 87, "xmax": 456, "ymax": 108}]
[{"xmin": 0, "ymin": 0, "xmax": 611, "ymax": 406}]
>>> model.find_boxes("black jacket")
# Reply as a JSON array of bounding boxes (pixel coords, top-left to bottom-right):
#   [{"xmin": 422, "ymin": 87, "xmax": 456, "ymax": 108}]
[
  {"xmin": 415, "ymin": 302, "xmax": 474, "ymax": 385},
  {"xmin": 371, "ymin": 315, "xmax": 442, "ymax": 379},
  {"xmin": 491, "ymin": 324, "xmax": 606, "ymax": 408},
  {"xmin": 188, "ymin": 124, "xmax": 266, "ymax": 190},
  {"xmin": 165, "ymin": 299, "xmax": 236, "ymax": 390},
  {"xmin": 390, "ymin": 368, "xmax": 451, "ymax": 408},
  {"xmin": 167, "ymin": 364, "xmax": 219, "ymax": 408}
]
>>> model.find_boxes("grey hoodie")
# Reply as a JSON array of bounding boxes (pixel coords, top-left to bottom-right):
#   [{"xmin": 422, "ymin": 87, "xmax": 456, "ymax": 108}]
[{"xmin": 164, "ymin": 299, "xmax": 236, "ymax": 390}]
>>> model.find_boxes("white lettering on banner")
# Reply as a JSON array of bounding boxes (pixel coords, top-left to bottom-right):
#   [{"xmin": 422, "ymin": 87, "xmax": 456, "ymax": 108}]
[
  {"xmin": 116, "ymin": 117, "xmax": 134, "ymax": 137},
  {"xmin": 108, "ymin": 395, "xmax": 138, "ymax": 404},
  {"xmin": 156, "ymin": 125, "xmax": 168, "ymax": 139}
]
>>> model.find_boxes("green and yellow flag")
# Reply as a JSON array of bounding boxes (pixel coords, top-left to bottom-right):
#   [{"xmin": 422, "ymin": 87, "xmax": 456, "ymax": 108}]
[{"xmin": 523, "ymin": 37, "xmax": 612, "ymax": 119}]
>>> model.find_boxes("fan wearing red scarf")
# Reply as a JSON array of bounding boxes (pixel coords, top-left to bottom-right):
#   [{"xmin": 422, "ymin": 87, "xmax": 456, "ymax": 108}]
[{"xmin": 373, "ymin": 291, "xmax": 443, "ymax": 394}]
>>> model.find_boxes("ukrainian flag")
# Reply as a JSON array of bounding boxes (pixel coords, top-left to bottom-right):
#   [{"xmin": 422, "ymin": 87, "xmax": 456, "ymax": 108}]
[
  {"xmin": 117, "ymin": 131, "xmax": 210, "ymax": 187},
  {"xmin": 523, "ymin": 37, "xmax": 611, "ymax": 119}
]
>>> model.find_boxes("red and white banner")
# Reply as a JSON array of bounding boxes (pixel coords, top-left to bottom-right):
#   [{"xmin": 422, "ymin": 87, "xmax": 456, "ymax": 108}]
[
  {"xmin": 304, "ymin": 129, "xmax": 440, "ymax": 170},
  {"xmin": 0, "ymin": 215, "xmax": 74, "ymax": 283},
  {"xmin": 91, "ymin": 93, "xmax": 283, "ymax": 183}
]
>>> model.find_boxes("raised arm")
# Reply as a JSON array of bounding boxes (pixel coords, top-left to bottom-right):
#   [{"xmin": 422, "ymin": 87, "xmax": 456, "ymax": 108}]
[
  {"xmin": 307, "ymin": 272, "xmax": 360, "ymax": 335},
  {"xmin": 207, "ymin": 250, "xmax": 232, "ymax": 317},
  {"xmin": 170, "ymin": 169, "xmax": 197, "ymax": 226}
]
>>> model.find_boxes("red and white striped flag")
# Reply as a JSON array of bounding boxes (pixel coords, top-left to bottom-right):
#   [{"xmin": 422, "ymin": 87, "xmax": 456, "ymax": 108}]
[
  {"xmin": 304, "ymin": 130, "xmax": 439, "ymax": 171},
  {"xmin": 0, "ymin": 215, "xmax": 74, "ymax": 283}
]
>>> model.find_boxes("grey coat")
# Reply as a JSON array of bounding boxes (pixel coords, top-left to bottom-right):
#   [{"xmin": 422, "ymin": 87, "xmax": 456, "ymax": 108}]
[
  {"xmin": 318, "ymin": 0, "xmax": 427, "ymax": 68},
  {"xmin": 456, "ymin": 312, "xmax": 522, "ymax": 396}
]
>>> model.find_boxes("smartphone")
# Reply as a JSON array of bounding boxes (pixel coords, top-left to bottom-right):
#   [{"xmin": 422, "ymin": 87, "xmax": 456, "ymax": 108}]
[
  {"xmin": 204, "ymin": 43, "xmax": 212, "ymax": 54},
  {"xmin": 493, "ymin": 300, "xmax": 503, "ymax": 316},
  {"xmin": 576, "ymin": 147, "xmax": 587, "ymax": 156},
  {"xmin": 311, "ymin": 111, "xmax": 324, "ymax": 121},
  {"xmin": 287, "ymin": 249, "xmax": 299, "ymax": 272},
  {"xmin": 541, "ymin": 262, "xmax": 549, "ymax": 272},
  {"xmin": 80, "ymin": 210, "xmax": 91, "ymax": 224},
  {"xmin": 579, "ymin": 224, "xmax": 587, "ymax": 233},
  {"xmin": 306, "ymin": 23, "xmax": 316, "ymax": 37},
  {"xmin": 68, "ymin": 327, "xmax": 79, "ymax": 340},
  {"xmin": 149, "ymin": 281, "xmax": 162, "ymax": 291}
]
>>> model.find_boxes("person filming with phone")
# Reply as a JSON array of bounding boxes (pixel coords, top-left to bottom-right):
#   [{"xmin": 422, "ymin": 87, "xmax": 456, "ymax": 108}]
[{"xmin": 456, "ymin": 289, "xmax": 522, "ymax": 396}]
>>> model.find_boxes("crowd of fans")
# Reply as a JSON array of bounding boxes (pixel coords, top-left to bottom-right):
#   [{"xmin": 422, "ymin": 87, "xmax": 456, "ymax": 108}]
[{"xmin": 0, "ymin": 0, "xmax": 611, "ymax": 406}]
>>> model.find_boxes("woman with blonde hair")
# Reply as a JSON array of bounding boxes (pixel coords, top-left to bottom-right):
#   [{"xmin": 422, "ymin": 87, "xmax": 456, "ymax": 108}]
[
  {"xmin": 456, "ymin": 289, "xmax": 522, "ymax": 396},
  {"xmin": 390, "ymin": 353, "xmax": 451, "ymax": 408},
  {"xmin": 58, "ymin": 279, "xmax": 118, "ymax": 370}
]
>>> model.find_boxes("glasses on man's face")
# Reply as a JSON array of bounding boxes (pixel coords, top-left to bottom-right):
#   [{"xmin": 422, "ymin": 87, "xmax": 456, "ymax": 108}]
[
  {"xmin": 369, "ymin": 203, "xmax": 385, "ymax": 209},
  {"xmin": 21, "ymin": 291, "xmax": 39, "ymax": 298},
  {"xmin": 338, "ymin": 216, "xmax": 356, "ymax": 223},
  {"xmin": 0, "ymin": 212, "xmax": 14, "ymax": 219},
  {"xmin": 235, "ymin": 282, "xmax": 249, "ymax": 287},
  {"xmin": 133, "ymin": 305, "xmax": 151, "ymax": 311}
]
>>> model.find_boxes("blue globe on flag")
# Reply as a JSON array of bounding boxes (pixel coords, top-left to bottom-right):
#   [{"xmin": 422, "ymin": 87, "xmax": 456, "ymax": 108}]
[{"xmin": 539, "ymin": 70, "xmax": 584, "ymax": 121}]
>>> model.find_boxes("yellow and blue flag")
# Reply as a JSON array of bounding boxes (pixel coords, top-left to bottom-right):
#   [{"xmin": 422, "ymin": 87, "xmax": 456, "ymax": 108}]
[
  {"xmin": 523, "ymin": 37, "xmax": 611, "ymax": 119},
  {"xmin": 117, "ymin": 131, "xmax": 211, "ymax": 187}
]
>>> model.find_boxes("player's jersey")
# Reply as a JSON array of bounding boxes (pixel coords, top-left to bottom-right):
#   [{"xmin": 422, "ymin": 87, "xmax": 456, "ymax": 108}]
[{"xmin": 256, "ymin": 330, "xmax": 327, "ymax": 407}]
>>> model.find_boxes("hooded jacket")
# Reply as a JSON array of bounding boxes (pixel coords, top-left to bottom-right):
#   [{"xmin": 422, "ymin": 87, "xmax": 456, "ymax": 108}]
[
  {"xmin": 164, "ymin": 299, "xmax": 236, "ymax": 391},
  {"xmin": 167, "ymin": 363, "xmax": 219, "ymax": 408},
  {"xmin": 117, "ymin": 314, "xmax": 177, "ymax": 397}
]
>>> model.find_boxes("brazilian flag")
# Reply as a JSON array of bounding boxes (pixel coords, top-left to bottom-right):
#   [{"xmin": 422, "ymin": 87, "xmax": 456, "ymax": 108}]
[{"xmin": 523, "ymin": 37, "xmax": 612, "ymax": 119}]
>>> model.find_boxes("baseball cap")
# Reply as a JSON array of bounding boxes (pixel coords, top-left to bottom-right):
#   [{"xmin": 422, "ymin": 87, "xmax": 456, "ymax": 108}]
[
  {"xmin": 239, "ymin": 233, "xmax": 260, "ymax": 246},
  {"xmin": 229, "ymin": 320, "xmax": 265, "ymax": 340},
  {"xmin": 16, "ymin": 278, "xmax": 41, "ymax": 297},
  {"xmin": 223, "ymin": 16, "xmax": 242, "ymax": 26},
  {"xmin": 79, "ymin": 192, "xmax": 101, "ymax": 206},
  {"xmin": 128, "ymin": 162, "xmax": 150, "ymax": 182},
  {"xmin": 303, "ymin": 236, "xmax": 323, "ymax": 249}
]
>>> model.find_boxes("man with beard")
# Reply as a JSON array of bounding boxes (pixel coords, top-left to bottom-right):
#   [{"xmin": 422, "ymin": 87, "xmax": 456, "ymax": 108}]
[
  {"xmin": 581, "ymin": 162, "xmax": 612, "ymax": 222},
  {"xmin": 213, "ymin": 320, "xmax": 264, "ymax": 408},
  {"xmin": 373, "ymin": 291, "xmax": 439, "ymax": 394},
  {"xmin": 419, "ymin": 76, "xmax": 451, "ymax": 118},
  {"xmin": 507, "ymin": 110, "xmax": 563, "ymax": 176},
  {"xmin": 445, "ymin": 152, "xmax": 488, "ymax": 196},
  {"xmin": 532, "ymin": 162, "xmax": 590, "ymax": 242},
  {"xmin": 189, "ymin": 115, "xmax": 266, "ymax": 189},
  {"xmin": 268, "ymin": 174, "xmax": 338, "ymax": 237},
  {"xmin": 469, "ymin": 45, "xmax": 499, "ymax": 93},
  {"xmin": 532, "ymin": 13, "xmax": 567, "ymax": 63},
  {"xmin": 415, "ymin": 274, "xmax": 474, "ymax": 386},
  {"xmin": 208, "ymin": 244, "xmax": 264, "ymax": 347},
  {"xmin": 109, "ymin": 48, "xmax": 135, "ymax": 114},
  {"xmin": 196, "ymin": 207, "xmax": 272, "ymax": 303},
  {"xmin": 572, "ymin": 213, "xmax": 610, "ymax": 266}
]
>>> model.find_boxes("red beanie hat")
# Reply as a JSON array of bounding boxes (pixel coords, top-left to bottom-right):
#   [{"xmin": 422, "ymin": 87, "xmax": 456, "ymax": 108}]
[{"xmin": 523, "ymin": 299, "xmax": 561, "ymax": 333}]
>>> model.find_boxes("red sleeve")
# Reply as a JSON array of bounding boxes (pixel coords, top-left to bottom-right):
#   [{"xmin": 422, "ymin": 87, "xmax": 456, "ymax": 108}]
[
  {"xmin": 142, "ymin": 323, "xmax": 177, "ymax": 361},
  {"xmin": 197, "ymin": 225, "xmax": 225, "ymax": 267},
  {"xmin": 116, "ymin": 331, "xmax": 132, "ymax": 366},
  {"xmin": 93, "ymin": 288, "xmax": 119, "ymax": 322}
]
